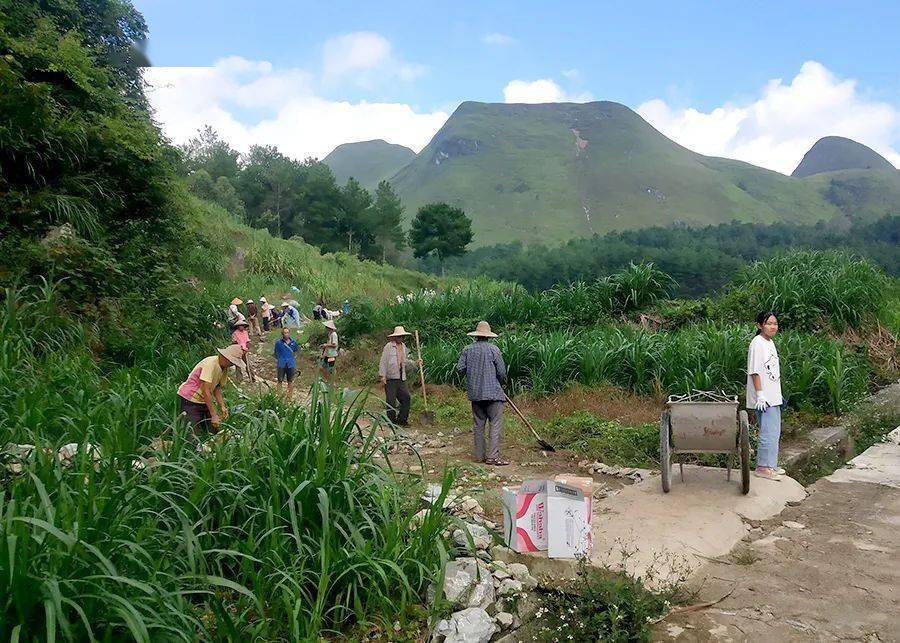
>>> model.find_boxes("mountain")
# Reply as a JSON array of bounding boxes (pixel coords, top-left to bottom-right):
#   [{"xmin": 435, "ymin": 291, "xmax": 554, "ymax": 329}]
[
  {"xmin": 388, "ymin": 101, "xmax": 861, "ymax": 247},
  {"xmin": 323, "ymin": 139, "xmax": 416, "ymax": 189},
  {"xmin": 792, "ymin": 136, "xmax": 896, "ymax": 178}
]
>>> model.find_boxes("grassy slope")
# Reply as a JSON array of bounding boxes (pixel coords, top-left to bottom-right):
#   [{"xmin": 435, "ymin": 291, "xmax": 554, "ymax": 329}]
[
  {"xmin": 323, "ymin": 139, "xmax": 416, "ymax": 190},
  {"xmin": 801, "ymin": 169, "xmax": 900, "ymax": 223},
  {"xmin": 182, "ymin": 195, "xmax": 441, "ymax": 308},
  {"xmin": 390, "ymin": 102, "xmax": 851, "ymax": 247},
  {"xmin": 792, "ymin": 136, "xmax": 896, "ymax": 177}
]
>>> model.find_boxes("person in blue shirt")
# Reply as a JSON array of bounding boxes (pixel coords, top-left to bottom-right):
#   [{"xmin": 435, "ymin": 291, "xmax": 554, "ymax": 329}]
[{"xmin": 273, "ymin": 327, "xmax": 299, "ymax": 397}]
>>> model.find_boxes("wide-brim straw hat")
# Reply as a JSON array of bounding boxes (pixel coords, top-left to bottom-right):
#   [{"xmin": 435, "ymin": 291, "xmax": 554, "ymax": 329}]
[
  {"xmin": 247, "ymin": 299, "xmax": 254, "ymax": 303},
  {"xmin": 388, "ymin": 325, "xmax": 412, "ymax": 338},
  {"xmin": 281, "ymin": 301, "xmax": 290, "ymax": 307},
  {"xmin": 467, "ymin": 321, "xmax": 498, "ymax": 338},
  {"xmin": 217, "ymin": 344, "xmax": 246, "ymax": 368},
  {"xmin": 232, "ymin": 319, "xmax": 249, "ymax": 328},
  {"xmin": 230, "ymin": 297, "xmax": 243, "ymax": 306},
  {"xmin": 260, "ymin": 297, "xmax": 267, "ymax": 302},
  {"xmin": 323, "ymin": 320, "xmax": 337, "ymax": 331}
]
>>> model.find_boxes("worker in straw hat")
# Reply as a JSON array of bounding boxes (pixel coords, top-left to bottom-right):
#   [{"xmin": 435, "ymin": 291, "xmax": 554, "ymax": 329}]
[
  {"xmin": 320, "ymin": 319, "xmax": 339, "ymax": 381},
  {"xmin": 378, "ymin": 326, "xmax": 421, "ymax": 426},
  {"xmin": 457, "ymin": 321, "xmax": 509, "ymax": 465},
  {"xmin": 177, "ymin": 344, "xmax": 245, "ymax": 437},
  {"xmin": 226, "ymin": 297, "xmax": 245, "ymax": 331}
]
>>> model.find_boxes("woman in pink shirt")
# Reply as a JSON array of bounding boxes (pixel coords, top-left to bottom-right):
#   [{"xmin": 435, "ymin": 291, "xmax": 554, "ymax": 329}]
[{"xmin": 231, "ymin": 319, "xmax": 253, "ymax": 381}]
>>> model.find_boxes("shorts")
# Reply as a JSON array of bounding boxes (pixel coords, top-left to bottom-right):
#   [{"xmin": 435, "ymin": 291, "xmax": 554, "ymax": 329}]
[
  {"xmin": 277, "ymin": 366, "xmax": 296, "ymax": 383},
  {"xmin": 321, "ymin": 357, "xmax": 335, "ymax": 371}
]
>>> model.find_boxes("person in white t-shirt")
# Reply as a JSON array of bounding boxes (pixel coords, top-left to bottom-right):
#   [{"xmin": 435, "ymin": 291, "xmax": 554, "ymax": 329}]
[{"xmin": 746, "ymin": 311, "xmax": 784, "ymax": 480}]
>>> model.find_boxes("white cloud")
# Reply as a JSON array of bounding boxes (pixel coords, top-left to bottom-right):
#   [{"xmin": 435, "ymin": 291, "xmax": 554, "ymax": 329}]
[
  {"xmin": 503, "ymin": 78, "xmax": 593, "ymax": 104},
  {"xmin": 637, "ymin": 61, "xmax": 900, "ymax": 174},
  {"xmin": 561, "ymin": 68, "xmax": 580, "ymax": 80},
  {"xmin": 144, "ymin": 56, "xmax": 448, "ymax": 161},
  {"xmin": 321, "ymin": 31, "xmax": 425, "ymax": 87},
  {"xmin": 483, "ymin": 32, "xmax": 515, "ymax": 45}
]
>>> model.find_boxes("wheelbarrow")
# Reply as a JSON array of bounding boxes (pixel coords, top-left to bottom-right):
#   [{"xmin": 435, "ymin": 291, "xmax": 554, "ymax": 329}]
[{"xmin": 659, "ymin": 391, "xmax": 750, "ymax": 495}]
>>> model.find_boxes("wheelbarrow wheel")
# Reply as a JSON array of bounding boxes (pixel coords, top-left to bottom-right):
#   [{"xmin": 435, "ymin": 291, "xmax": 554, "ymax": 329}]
[
  {"xmin": 660, "ymin": 410, "xmax": 672, "ymax": 493},
  {"xmin": 739, "ymin": 410, "xmax": 750, "ymax": 495}
]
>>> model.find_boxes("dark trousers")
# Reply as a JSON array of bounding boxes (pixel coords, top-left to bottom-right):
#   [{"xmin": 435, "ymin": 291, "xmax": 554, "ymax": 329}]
[
  {"xmin": 384, "ymin": 379, "xmax": 411, "ymax": 425},
  {"xmin": 471, "ymin": 400, "xmax": 504, "ymax": 462},
  {"xmin": 179, "ymin": 396, "xmax": 214, "ymax": 438}
]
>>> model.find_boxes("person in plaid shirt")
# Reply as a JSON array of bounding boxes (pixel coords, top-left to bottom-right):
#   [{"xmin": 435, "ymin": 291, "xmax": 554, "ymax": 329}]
[{"xmin": 457, "ymin": 321, "xmax": 508, "ymax": 465}]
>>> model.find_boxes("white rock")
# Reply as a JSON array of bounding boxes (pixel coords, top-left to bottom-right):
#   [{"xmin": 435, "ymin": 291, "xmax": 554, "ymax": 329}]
[
  {"xmin": 409, "ymin": 509, "xmax": 429, "ymax": 530},
  {"xmin": 507, "ymin": 563, "xmax": 530, "ymax": 581},
  {"xmin": 443, "ymin": 557, "xmax": 495, "ymax": 608},
  {"xmin": 497, "ymin": 578, "xmax": 523, "ymax": 596},
  {"xmin": 782, "ymin": 520, "xmax": 806, "ymax": 530},
  {"xmin": 495, "ymin": 611, "xmax": 514, "ymax": 629},
  {"xmin": 492, "ymin": 568, "xmax": 511, "ymax": 581},
  {"xmin": 453, "ymin": 523, "xmax": 493, "ymax": 550},
  {"xmin": 434, "ymin": 607, "xmax": 497, "ymax": 643}
]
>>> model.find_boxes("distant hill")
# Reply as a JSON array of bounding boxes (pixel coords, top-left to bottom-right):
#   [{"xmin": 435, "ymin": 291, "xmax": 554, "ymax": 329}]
[
  {"xmin": 801, "ymin": 168, "xmax": 900, "ymax": 222},
  {"xmin": 323, "ymin": 139, "xmax": 415, "ymax": 189},
  {"xmin": 388, "ymin": 101, "xmax": 857, "ymax": 247},
  {"xmin": 792, "ymin": 136, "xmax": 896, "ymax": 178}
]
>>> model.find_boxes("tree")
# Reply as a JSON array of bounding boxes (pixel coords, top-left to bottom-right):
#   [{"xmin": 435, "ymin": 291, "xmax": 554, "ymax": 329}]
[
  {"xmin": 180, "ymin": 125, "xmax": 241, "ymax": 180},
  {"xmin": 337, "ymin": 178, "xmax": 375, "ymax": 255},
  {"xmin": 371, "ymin": 181, "xmax": 406, "ymax": 263},
  {"xmin": 409, "ymin": 202, "xmax": 474, "ymax": 275}
]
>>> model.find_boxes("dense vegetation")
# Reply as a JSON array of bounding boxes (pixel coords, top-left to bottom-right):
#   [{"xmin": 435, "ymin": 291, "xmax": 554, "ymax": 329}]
[
  {"xmin": 425, "ymin": 216, "xmax": 900, "ymax": 296},
  {"xmin": 0, "ymin": 2, "xmax": 452, "ymax": 639},
  {"xmin": 345, "ymin": 252, "xmax": 893, "ymax": 414}
]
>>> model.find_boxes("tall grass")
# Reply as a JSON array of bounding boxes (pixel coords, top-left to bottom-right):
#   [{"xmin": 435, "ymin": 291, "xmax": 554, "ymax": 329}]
[
  {"xmin": 341, "ymin": 262, "xmax": 673, "ymax": 343},
  {"xmin": 726, "ymin": 250, "xmax": 889, "ymax": 331},
  {"xmin": 421, "ymin": 324, "xmax": 869, "ymax": 412},
  {"xmin": 1, "ymin": 285, "xmax": 453, "ymax": 640}
]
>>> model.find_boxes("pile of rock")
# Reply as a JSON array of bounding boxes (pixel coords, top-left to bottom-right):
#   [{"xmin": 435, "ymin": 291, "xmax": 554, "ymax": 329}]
[
  {"xmin": 433, "ymin": 552, "xmax": 541, "ymax": 643},
  {"xmin": 420, "ymin": 483, "xmax": 545, "ymax": 641}
]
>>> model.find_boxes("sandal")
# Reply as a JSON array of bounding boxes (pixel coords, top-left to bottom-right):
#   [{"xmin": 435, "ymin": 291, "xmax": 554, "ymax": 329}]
[
  {"xmin": 774, "ymin": 467, "xmax": 786, "ymax": 475},
  {"xmin": 486, "ymin": 458, "xmax": 510, "ymax": 466},
  {"xmin": 753, "ymin": 468, "xmax": 782, "ymax": 481}
]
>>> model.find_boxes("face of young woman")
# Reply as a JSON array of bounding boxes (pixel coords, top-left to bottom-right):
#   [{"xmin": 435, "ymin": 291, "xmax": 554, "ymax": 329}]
[{"xmin": 758, "ymin": 315, "xmax": 778, "ymax": 338}]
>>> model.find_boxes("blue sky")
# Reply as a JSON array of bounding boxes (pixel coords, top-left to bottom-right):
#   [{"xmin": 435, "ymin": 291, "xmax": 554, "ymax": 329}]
[{"xmin": 138, "ymin": 0, "xmax": 900, "ymax": 173}]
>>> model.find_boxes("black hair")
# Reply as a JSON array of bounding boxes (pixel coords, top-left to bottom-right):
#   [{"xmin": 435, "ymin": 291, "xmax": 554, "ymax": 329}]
[{"xmin": 755, "ymin": 311, "xmax": 777, "ymax": 336}]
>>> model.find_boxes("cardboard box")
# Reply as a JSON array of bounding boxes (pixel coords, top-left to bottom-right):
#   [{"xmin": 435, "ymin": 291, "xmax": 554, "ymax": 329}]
[
  {"xmin": 501, "ymin": 480, "xmax": 547, "ymax": 552},
  {"xmin": 547, "ymin": 481, "xmax": 593, "ymax": 558}
]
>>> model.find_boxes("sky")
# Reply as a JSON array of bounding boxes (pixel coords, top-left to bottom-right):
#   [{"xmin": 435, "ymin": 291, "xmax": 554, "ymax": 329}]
[{"xmin": 138, "ymin": 0, "xmax": 900, "ymax": 174}]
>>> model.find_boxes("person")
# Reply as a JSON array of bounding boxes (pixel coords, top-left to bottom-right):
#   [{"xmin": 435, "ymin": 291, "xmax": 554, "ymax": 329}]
[
  {"xmin": 378, "ymin": 326, "xmax": 419, "ymax": 426},
  {"xmin": 177, "ymin": 344, "xmax": 245, "ymax": 437},
  {"xmin": 246, "ymin": 299, "xmax": 262, "ymax": 339},
  {"xmin": 231, "ymin": 319, "xmax": 252, "ymax": 382},
  {"xmin": 342, "ymin": 299, "xmax": 351, "ymax": 315},
  {"xmin": 282, "ymin": 301, "xmax": 302, "ymax": 328},
  {"xmin": 269, "ymin": 305, "xmax": 282, "ymax": 328},
  {"xmin": 313, "ymin": 303, "xmax": 324, "ymax": 320},
  {"xmin": 457, "ymin": 321, "xmax": 509, "ymax": 466},
  {"xmin": 226, "ymin": 297, "xmax": 245, "ymax": 331},
  {"xmin": 747, "ymin": 311, "xmax": 784, "ymax": 481},
  {"xmin": 320, "ymin": 320, "xmax": 339, "ymax": 380},
  {"xmin": 260, "ymin": 296, "xmax": 272, "ymax": 331},
  {"xmin": 274, "ymin": 327, "xmax": 300, "ymax": 398}
]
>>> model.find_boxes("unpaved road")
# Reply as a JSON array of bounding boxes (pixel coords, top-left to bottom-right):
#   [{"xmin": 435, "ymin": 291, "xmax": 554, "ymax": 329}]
[{"xmin": 658, "ymin": 427, "xmax": 900, "ymax": 642}]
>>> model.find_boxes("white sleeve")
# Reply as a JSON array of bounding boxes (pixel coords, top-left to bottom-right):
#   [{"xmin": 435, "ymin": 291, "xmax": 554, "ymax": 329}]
[{"xmin": 747, "ymin": 338, "xmax": 766, "ymax": 376}]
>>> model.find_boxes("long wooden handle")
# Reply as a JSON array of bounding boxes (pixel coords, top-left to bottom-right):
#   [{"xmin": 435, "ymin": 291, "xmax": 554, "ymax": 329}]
[
  {"xmin": 505, "ymin": 393, "xmax": 540, "ymax": 436},
  {"xmin": 414, "ymin": 330, "xmax": 428, "ymax": 409}
]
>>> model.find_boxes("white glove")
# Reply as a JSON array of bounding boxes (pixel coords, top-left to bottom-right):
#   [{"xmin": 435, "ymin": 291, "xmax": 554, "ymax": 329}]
[{"xmin": 754, "ymin": 392, "xmax": 769, "ymax": 412}]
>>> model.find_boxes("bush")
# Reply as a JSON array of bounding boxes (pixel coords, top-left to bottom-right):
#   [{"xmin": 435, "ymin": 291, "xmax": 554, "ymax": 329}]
[
  {"xmin": 536, "ymin": 561, "xmax": 679, "ymax": 642},
  {"xmin": 544, "ymin": 412, "xmax": 659, "ymax": 467},
  {"xmin": 727, "ymin": 250, "xmax": 889, "ymax": 331}
]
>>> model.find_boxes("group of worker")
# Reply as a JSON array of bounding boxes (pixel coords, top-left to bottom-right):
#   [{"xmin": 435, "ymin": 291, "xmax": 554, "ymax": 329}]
[
  {"xmin": 177, "ymin": 311, "xmax": 512, "ymax": 466},
  {"xmin": 376, "ymin": 321, "xmax": 509, "ymax": 465}
]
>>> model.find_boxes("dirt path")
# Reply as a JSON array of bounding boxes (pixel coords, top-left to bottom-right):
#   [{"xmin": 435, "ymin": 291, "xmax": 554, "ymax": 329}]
[{"xmin": 658, "ymin": 427, "xmax": 900, "ymax": 642}]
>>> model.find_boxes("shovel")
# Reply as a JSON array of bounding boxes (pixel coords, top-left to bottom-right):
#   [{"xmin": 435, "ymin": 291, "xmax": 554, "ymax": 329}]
[
  {"xmin": 504, "ymin": 393, "xmax": 556, "ymax": 452},
  {"xmin": 414, "ymin": 330, "xmax": 435, "ymax": 425}
]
